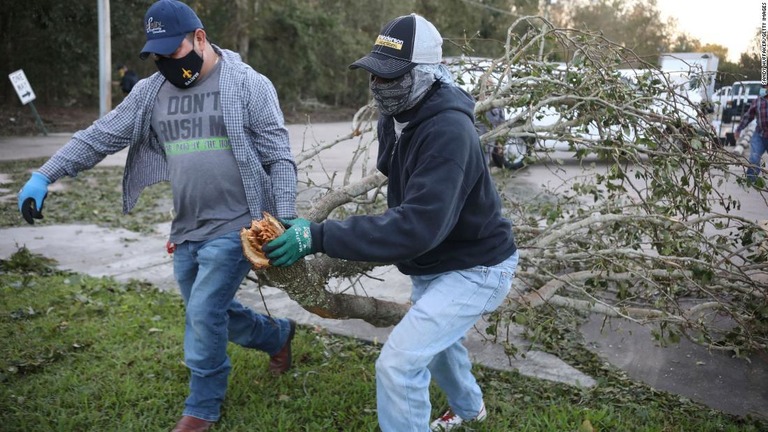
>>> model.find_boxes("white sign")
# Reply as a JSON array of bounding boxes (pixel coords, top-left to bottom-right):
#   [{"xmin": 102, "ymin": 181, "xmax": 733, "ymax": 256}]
[{"xmin": 8, "ymin": 69, "xmax": 36, "ymax": 105}]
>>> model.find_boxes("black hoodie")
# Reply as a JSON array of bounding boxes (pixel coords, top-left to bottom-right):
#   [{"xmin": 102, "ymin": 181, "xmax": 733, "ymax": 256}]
[{"xmin": 309, "ymin": 82, "xmax": 516, "ymax": 275}]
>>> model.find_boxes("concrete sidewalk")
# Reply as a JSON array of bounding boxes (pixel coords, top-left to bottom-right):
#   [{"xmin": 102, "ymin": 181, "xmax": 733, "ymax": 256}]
[{"xmin": 1, "ymin": 130, "xmax": 766, "ymax": 420}]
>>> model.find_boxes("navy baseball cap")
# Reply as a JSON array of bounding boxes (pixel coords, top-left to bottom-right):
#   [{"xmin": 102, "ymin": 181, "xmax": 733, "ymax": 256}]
[
  {"xmin": 350, "ymin": 14, "xmax": 443, "ymax": 79},
  {"xmin": 139, "ymin": 0, "xmax": 203, "ymax": 60}
]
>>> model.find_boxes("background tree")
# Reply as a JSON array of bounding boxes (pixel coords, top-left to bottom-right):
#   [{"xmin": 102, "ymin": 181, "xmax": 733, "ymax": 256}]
[
  {"xmin": 233, "ymin": 0, "xmax": 257, "ymax": 59},
  {"xmin": 565, "ymin": 0, "xmax": 672, "ymax": 65},
  {"xmin": 732, "ymin": 27, "xmax": 764, "ymax": 83},
  {"xmin": 0, "ymin": 0, "xmax": 103, "ymax": 106},
  {"xmin": 668, "ymin": 32, "xmax": 702, "ymax": 53},
  {"xmin": 0, "ymin": 0, "xmax": 759, "ymax": 112},
  {"xmin": 699, "ymin": 43, "xmax": 729, "ymax": 63}
]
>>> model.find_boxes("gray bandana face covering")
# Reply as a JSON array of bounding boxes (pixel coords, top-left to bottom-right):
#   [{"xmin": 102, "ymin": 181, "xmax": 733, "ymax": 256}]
[
  {"xmin": 370, "ymin": 65, "xmax": 449, "ymax": 116},
  {"xmin": 370, "ymin": 72, "xmax": 414, "ymax": 116}
]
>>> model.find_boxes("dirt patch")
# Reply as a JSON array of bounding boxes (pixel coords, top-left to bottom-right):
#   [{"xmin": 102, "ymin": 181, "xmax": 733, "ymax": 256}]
[
  {"xmin": 0, "ymin": 104, "xmax": 359, "ymax": 137},
  {"xmin": 0, "ymin": 105, "xmax": 99, "ymax": 136}
]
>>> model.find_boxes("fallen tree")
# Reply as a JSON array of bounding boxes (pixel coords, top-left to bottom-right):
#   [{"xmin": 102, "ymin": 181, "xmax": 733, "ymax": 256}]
[{"xmin": 248, "ymin": 16, "xmax": 768, "ymax": 356}]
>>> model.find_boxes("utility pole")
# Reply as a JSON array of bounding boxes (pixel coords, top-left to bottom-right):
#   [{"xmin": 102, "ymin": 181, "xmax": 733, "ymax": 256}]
[{"xmin": 98, "ymin": 0, "xmax": 112, "ymax": 117}]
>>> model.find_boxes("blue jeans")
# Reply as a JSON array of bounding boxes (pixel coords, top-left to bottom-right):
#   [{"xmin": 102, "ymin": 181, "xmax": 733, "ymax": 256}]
[
  {"xmin": 173, "ymin": 230, "xmax": 293, "ymax": 422},
  {"xmin": 747, "ymin": 132, "xmax": 768, "ymax": 182},
  {"xmin": 376, "ymin": 251, "xmax": 519, "ymax": 432}
]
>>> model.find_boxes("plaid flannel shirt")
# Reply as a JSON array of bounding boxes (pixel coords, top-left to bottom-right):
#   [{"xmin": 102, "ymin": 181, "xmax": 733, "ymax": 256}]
[
  {"xmin": 737, "ymin": 96, "xmax": 768, "ymax": 139},
  {"xmin": 38, "ymin": 47, "xmax": 297, "ymax": 220}
]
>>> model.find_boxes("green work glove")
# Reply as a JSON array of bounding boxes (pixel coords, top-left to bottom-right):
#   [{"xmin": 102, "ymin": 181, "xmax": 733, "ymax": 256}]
[{"xmin": 263, "ymin": 218, "xmax": 313, "ymax": 267}]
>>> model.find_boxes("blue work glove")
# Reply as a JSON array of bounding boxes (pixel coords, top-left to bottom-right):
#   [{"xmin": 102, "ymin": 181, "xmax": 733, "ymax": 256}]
[
  {"xmin": 263, "ymin": 218, "xmax": 313, "ymax": 267},
  {"xmin": 18, "ymin": 172, "xmax": 50, "ymax": 225}
]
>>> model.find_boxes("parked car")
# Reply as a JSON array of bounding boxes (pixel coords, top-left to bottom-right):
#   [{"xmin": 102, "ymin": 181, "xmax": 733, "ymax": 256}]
[
  {"xmin": 446, "ymin": 56, "xmax": 541, "ymax": 169},
  {"xmin": 721, "ymin": 81, "xmax": 762, "ymax": 123}
]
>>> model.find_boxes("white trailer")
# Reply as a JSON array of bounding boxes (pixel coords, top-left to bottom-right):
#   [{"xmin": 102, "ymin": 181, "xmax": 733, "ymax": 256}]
[{"xmin": 659, "ymin": 52, "xmax": 720, "ymax": 109}]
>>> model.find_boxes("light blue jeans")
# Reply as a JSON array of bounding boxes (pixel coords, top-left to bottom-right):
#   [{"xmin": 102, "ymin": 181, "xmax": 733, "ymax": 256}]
[
  {"xmin": 747, "ymin": 132, "xmax": 768, "ymax": 182},
  {"xmin": 376, "ymin": 251, "xmax": 519, "ymax": 432},
  {"xmin": 173, "ymin": 230, "xmax": 293, "ymax": 422}
]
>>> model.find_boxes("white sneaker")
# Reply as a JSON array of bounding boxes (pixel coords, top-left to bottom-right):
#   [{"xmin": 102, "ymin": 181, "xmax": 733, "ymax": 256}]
[{"xmin": 430, "ymin": 401, "xmax": 487, "ymax": 431}]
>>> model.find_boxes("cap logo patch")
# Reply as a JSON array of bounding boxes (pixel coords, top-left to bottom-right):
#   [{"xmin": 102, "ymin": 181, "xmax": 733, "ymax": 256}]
[
  {"xmin": 146, "ymin": 17, "xmax": 165, "ymax": 35},
  {"xmin": 375, "ymin": 35, "xmax": 403, "ymax": 50}
]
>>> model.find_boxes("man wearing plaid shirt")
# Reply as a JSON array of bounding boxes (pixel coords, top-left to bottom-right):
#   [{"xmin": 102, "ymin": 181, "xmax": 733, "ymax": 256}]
[
  {"xmin": 735, "ymin": 83, "xmax": 768, "ymax": 182},
  {"xmin": 16, "ymin": 1, "xmax": 298, "ymax": 430}
]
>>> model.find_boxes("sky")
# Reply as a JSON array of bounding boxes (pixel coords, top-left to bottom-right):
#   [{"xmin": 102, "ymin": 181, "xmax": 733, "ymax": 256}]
[{"xmin": 655, "ymin": 0, "xmax": 761, "ymax": 62}]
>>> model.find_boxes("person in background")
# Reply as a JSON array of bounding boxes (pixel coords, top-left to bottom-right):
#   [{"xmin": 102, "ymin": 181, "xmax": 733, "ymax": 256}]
[
  {"xmin": 734, "ymin": 83, "xmax": 768, "ymax": 183},
  {"xmin": 17, "ymin": 1, "xmax": 298, "ymax": 431},
  {"xmin": 264, "ymin": 13, "xmax": 519, "ymax": 432},
  {"xmin": 117, "ymin": 63, "xmax": 139, "ymax": 95}
]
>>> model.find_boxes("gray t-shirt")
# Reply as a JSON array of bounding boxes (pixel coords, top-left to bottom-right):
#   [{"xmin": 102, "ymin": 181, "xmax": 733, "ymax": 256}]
[{"xmin": 151, "ymin": 60, "xmax": 251, "ymax": 243}]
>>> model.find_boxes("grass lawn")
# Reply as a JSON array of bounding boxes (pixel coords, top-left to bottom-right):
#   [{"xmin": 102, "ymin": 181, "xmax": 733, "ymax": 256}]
[{"xmin": 2, "ymin": 249, "xmax": 767, "ymax": 431}]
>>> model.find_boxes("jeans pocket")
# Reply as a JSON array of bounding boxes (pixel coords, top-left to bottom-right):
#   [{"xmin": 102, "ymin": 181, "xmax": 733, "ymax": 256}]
[{"xmin": 482, "ymin": 268, "xmax": 514, "ymax": 313}]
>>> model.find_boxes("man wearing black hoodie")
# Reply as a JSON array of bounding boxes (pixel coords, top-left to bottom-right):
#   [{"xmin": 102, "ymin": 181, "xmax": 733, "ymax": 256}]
[{"xmin": 264, "ymin": 14, "xmax": 519, "ymax": 432}]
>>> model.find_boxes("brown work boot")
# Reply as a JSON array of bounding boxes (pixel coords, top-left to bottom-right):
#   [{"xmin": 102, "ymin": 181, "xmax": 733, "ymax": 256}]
[
  {"xmin": 171, "ymin": 415, "xmax": 214, "ymax": 432},
  {"xmin": 268, "ymin": 319, "xmax": 296, "ymax": 375}
]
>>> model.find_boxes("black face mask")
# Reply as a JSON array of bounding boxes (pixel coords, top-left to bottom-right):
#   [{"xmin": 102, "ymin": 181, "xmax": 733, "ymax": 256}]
[{"xmin": 154, "ymin": 40, "xmax": 204, "ymax": 89}]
